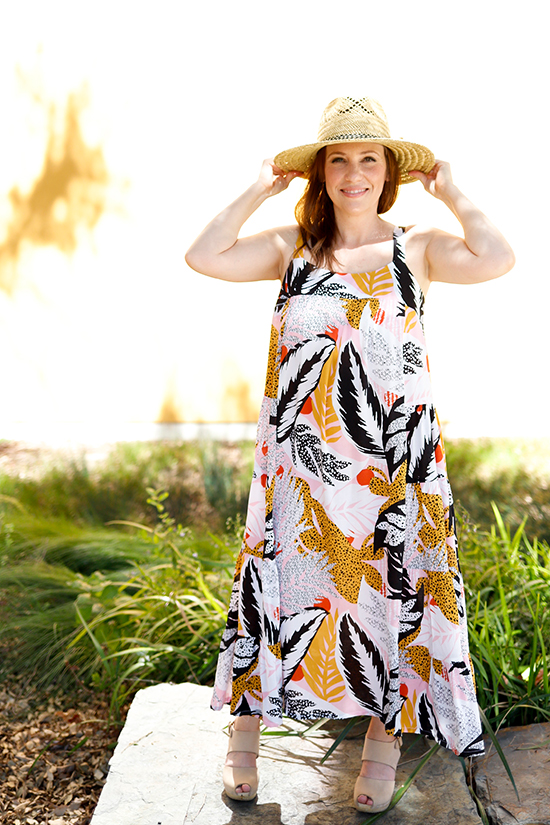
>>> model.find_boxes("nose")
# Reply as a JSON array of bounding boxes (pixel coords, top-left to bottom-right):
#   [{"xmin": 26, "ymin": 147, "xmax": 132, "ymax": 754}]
[{"xmin": 345, "ymin": 161, "xmax": 363, "ymax": 181}]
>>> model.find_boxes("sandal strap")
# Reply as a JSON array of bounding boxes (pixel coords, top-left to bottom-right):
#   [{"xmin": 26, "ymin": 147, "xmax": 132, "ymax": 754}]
[
  {"xmin": 227, "ymin": 723, "xmax": 260, "ymax": 756},
  {"xmin": 361, "ymin": 736, "xmax": 401, "ymax": 769}
]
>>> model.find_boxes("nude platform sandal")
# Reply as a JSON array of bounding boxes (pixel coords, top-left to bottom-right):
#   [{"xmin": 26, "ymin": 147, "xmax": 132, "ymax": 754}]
[
  {"xmin": 353, "ymin": 735, "xmax": 402, "ymax": 813},
  {"xmin": 222, "ymin": 722, "xmax": 260, "ymax": 801}
]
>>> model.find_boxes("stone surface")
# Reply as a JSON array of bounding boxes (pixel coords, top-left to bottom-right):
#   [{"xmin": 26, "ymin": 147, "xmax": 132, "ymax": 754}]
[
  {"xmin": 91, "ymin": 682, "xmax": 481, "ymax": 825},
  {"xmin": 474, "ymin": 721, "xmax": 550, "ymax": 825}
]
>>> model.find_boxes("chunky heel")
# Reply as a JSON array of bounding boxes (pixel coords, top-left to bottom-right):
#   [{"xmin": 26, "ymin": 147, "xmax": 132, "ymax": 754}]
[
  {"xmin": 354, "ymin": 735, "xmax": 401, "ymax": 813},
  {"xmin": 223, "ymin": 721, "xmax": 260, "ymax": 801}
]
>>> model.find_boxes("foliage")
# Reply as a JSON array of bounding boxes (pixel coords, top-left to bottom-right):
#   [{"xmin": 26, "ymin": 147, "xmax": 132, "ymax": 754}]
[
  {"xmin": 459, "ymin": 504, "xmax": 550, "ymax": 729},
  {"xmin": 0, "ymin": 490, "xmax": 239, "ymax": 717},
  {"xmin": 446, "ymin": 438, "xmax": 550, "ymax": 544},
  {"xmin": 1, "ymin": 437, "xmax": 550, "ymax": 730},
  {"xmin": 0, "ymin": 441, "xmax": 254, "ymax": 531}
]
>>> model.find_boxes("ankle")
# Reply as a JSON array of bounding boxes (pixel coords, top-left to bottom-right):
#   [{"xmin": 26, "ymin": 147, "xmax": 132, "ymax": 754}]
[{"xmin": 232, "ymin": 716, "xmax": 261, "ymax": 732}]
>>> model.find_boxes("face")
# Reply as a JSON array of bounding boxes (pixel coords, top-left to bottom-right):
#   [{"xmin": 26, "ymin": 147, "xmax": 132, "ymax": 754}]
[{"xmin": 323, "ymin": 142, "xmax": 388, "ymax": 214}]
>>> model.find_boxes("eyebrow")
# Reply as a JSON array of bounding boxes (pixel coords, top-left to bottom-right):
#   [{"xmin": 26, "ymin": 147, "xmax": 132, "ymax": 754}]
[{"xmin": 326, "ymin": 147, "xmax": 383, "ymax": 157}]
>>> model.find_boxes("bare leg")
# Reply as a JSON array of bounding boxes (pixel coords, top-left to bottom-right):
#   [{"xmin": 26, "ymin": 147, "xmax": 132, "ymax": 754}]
[
  {"xmin": 356, "ymin": 716, "xmax": 399, "ymax": 808},
  {"xmin": 225, "ymin": 715, "xmax": 261, "ymax": 796}
]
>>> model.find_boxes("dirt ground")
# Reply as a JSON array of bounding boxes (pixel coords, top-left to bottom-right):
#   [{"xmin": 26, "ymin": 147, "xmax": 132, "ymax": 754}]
[{"xmin": 0, "ymin": 677, "xmax": 125, "ymax": 825}]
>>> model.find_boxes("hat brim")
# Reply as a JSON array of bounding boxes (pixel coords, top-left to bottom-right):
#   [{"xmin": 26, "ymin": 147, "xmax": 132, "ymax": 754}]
[{"xmin": 274, "ymin": 138, "xmax": 434, "ymax": 185}]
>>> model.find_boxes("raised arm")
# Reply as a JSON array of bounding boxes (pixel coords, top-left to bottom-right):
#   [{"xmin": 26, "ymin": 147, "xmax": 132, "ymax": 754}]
[
  {"xmin": 408, "ymin": 161, "xmax": 515, "ymax": 285},
  {"xmin": 185, "ymin": 159, "xmax": 302, "ymax": 282}
]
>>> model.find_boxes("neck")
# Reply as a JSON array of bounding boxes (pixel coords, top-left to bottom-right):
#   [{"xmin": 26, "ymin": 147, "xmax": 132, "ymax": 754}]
[{"xmin": 333, "ymin": 212, "xmax": 393, "ymax": 250}]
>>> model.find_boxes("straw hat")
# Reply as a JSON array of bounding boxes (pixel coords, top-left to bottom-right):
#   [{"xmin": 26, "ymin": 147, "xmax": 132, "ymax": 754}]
[{"xmin": 274, "ymin": 97, "xmax": 434, "ymax": 185}]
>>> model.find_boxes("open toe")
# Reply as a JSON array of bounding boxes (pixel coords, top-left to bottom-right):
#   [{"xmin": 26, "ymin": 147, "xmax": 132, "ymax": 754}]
[
  {"xmin": 223, "ymin": 722, "xmax": 260, "ymax": 801},
  {"xmin": 354, "ymin": 736, "xmax": 401, "ymax": 814}
]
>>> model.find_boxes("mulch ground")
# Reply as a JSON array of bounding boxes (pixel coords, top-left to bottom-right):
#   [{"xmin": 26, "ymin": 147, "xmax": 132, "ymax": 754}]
[{"xmin": 0, "ymin": 678, "xmax": 125, "ymax": 825}]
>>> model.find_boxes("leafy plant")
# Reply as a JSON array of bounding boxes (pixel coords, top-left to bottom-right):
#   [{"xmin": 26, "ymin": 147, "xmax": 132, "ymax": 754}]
[
  {"xmin": 460, "ymin": 504, "xmax": 550, "ymax": 729},
  {"xmin": 0, "ymin": 491, "xmax": 239, "ymax": 717}
]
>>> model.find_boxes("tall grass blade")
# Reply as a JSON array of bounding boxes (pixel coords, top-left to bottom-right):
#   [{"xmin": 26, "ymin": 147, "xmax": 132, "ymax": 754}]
[
  {"xmin": 320, "ymin": 717, "xmax": 362, "ymax": 764},
  {"xmin": 478, "ymin": 704, "xmax": 519, "ymax": 801}
]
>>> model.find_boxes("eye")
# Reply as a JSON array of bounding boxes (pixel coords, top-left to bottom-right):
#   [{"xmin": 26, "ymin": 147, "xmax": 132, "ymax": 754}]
[
  {"xmin": 362, "ymin": 155, "xmax": 377, "ymax": 163},
  {"xmin": 330, "ymin": 156, "xmax": 345, "ymax": 163}
]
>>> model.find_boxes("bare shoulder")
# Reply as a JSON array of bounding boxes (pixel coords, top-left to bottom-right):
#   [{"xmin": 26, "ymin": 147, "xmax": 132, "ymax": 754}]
[
  {"xmin": 398, "ymin": 225, "xmax": 437, "ymax": 295},
  {"xmin": 401, "ymin": 224, "xmax": 443, "ymax": 248},
  {"xmin": 270, "ymin": 225, "xmax": 301, "ymax": 278}
]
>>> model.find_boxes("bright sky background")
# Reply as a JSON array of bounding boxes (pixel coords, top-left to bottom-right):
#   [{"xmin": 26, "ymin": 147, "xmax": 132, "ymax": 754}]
[{"xmin": 0, "ymin": 0, "xmax": 547, "ymax": 440}]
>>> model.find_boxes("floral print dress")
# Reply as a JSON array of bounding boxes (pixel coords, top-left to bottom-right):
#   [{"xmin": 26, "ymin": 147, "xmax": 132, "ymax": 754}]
[{"xmin": 211, "ymin": 228, "xmax": 484, "ymax": 757}]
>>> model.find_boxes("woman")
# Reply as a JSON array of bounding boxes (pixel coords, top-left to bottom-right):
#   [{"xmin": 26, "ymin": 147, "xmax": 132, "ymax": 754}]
[{"xmin": 185, "ymin": 97, "xmax": 514, "ymax": 813}]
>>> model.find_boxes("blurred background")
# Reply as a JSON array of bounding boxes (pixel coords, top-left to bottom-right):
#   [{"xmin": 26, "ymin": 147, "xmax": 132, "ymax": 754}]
[{"xmin": 0, "ymin": 0, "xmax": 546, "ymax": 443}]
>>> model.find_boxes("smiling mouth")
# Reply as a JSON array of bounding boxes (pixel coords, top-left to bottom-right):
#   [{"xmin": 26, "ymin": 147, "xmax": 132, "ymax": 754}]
[{"xmin": 341, "ymin": 188, "xmax": 368, "ymax": 196}]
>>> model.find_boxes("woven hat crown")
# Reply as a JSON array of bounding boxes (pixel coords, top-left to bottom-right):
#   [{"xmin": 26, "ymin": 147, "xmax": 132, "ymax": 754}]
[
  {"xmin": 318, "ymin": 97, "xmax": 391, "ymax": 143},
  {"xmin": 273, "ymin": 95, "xmax": 434, "ymax": 183}
]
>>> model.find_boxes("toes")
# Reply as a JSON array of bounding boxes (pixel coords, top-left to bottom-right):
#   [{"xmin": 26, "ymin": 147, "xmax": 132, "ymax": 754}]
[
  {"xmin": 356, "ymin": 794, "xmax": 373, "ymax": 806},
  {"xmin": 236, "ymin": 783, "xmax": 251, "ymax": 796}
]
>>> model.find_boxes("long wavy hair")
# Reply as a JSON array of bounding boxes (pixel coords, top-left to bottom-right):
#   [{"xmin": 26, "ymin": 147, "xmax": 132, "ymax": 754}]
[{"xmin": 295, "ymin": 146, "xmax": 400, "ymax": 270}]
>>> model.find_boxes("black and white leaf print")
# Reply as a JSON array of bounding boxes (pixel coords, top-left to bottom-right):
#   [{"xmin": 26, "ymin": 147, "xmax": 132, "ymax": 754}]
[
  {"xmin": 418, "ymin": 694, "xmax": 448, "ymax": 749},
  {"xmin": 449, "ymin": 660, "xmax": 471, "ymax": 677},
  {"xmin": 407, "ymin": 406, "xmax": 437, "ymax": 483},
  {"xmin": 263, "ymin": 611, "xmax": 279, "ymax": 647},
  {"xmin": 336, "ymin": 341, "xmax": 386, "ymax": 456},
  {"xmin": 460, "ymin": 735, "xmax": 486, "ymax": 758},
  {"xmin": 280, "ymin": 607, "xmax": 327, "ymax": 685},
  {"xmin": 285, "ymin": 689, "xmax": 338, "ymax": 720},
  {"xmin": 373, "ymin": 499, "xmax": 406, "ymax": 600},
  {"xmin": 398, "ymin": 570, "xmax": 425, "ymax": 645},
  {"xmin": 288, "ymin": 261, "xmax": 334, "ymax": 297},
  {"xmin": 393, "ymin": 236, "xmax": 424, "ymax": 318},
  {"xmin": 277, "ymin": 335, "xmax": 336, "ymax": 442},
  {"xmin": 233, "ymin": 636, "xmax": 260, "ymax": 677},
  {"xmin": 403, "ymin": 341, "xmax": 424, "ymax": 375},
  {"xmin": 337, "ymin": 614, "xmax": 388, "ymax": 715},
  {"xmin": 240, "ymin": 560, "xmax": 263, "ymax": 639},
  {"xmin": 290, "ymin": 423, "xmax": 351, "ymax": 485},
  {"xmin": 384, "ymin": 396, "xmax": 409, "ymax": 478},
  {"xmin": 407, "ymin": 433, "xmax": 435, "ymax": 483}
]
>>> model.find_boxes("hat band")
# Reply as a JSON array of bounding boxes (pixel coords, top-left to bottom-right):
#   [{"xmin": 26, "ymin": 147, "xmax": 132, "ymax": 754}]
[{"xmin": 324, "ymin": 132, "xmax": 386, "ymax": 142}]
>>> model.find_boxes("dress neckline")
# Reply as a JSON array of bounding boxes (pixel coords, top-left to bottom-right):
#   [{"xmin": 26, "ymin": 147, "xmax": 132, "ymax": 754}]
[{"xmin": 294, "ymin": 226, "xmax": 404, "ymax": 277}]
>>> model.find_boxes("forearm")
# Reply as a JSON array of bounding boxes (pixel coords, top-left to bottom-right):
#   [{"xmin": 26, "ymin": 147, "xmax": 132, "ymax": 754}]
[{"xmin": 186, "ymin": 181, "xmax": 270, "ymax": 264}]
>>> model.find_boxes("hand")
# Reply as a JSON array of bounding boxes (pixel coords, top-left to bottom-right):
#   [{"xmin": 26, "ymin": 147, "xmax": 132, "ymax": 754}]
[
  {"xmin": 258, "ymin": 158, "xmax": 303, "ymax": 197},
  {"xmin": 408, "ymin": 160, "xmax": 454, "ymax": 200}
]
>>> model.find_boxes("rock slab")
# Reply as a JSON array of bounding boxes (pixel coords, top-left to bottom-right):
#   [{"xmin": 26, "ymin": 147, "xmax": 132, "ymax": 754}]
[
  {"xmin": 474, "ymin": 721, "xmax": 550, "ymax": 825},
  {"xmin": 91, "ymin": 682, "xmax": 481, "ymax": 825}
]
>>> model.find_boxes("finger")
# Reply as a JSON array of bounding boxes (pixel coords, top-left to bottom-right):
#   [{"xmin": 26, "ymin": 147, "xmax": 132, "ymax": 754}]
[{"xmin": 408, "ymin": 170, "xmax": 427, "ymax": 184}]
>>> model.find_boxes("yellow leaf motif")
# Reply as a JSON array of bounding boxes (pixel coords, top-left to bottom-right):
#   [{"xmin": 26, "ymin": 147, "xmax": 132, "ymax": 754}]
[
  {"xmin": 404, "ymin": 307, "xmax": 417, "ymax": 334},
  {"xmin": 351, "ymin": 265, "xmax": 394, "ymax": 297},
  {"xmin": 311, "ymin": 345, "xmax": 340, "ymax": 443},
  {"xmin": 264, "ymin": 324, "xmax": 280, "ymax": 399},
  {"xmin": 301, "ymin": 610, "xmax": 346, "ymax": 703},
  {"xmin": 400, "ymin": 689, "xmax": 418, "ymax": 732}
]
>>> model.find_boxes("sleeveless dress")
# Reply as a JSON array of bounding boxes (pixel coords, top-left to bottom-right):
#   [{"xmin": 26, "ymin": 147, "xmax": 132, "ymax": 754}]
[{"xmin": 211, "ymin": 228, "xmax": 484, "ymax": 757}]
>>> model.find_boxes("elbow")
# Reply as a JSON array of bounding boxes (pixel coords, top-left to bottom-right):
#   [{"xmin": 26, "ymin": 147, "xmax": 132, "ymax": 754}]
[
  {"xmin": 185, "ymin": 247, "xmax": 203, "ymax": 274},
  {"xmin": 479, "ymin": 246, "xmax": 516, "ymax": 282},
  {"xmin": 493, "ymin": 246, "xmax": 516, "ymax": 279},
  {"xmin": 503, "ymin": 247, "xmax": 516, "ymax": 274}
]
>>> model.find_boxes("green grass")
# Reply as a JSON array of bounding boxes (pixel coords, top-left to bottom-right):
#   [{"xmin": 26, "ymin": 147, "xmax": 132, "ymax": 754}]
[
  {"xmin": 0, "ymin": 440, "xmax": 255, "ymax": 531},
  {"xmin": 446, "ymin": 437, "xmax": 550, "ymax": 544},
  {"xmin": 458, "ymin": 503, "xmax": 550, "ymax": 729},
  {"xmin": 0, "ymin": 490, "xmax": 240, "ymax": 716},
  {"xmin": 0, "ymin": 437, "xmax": 549, "ymax": 728}
]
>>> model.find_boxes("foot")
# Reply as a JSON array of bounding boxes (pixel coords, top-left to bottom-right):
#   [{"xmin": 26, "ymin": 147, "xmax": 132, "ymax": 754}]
[
  {"xmin": 224, "ymin": 716, "xmax": 260, "ymax": 797},
  {"xmin": 356, "ymin": 717, "xmax": 399, "ymax": 809}
]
